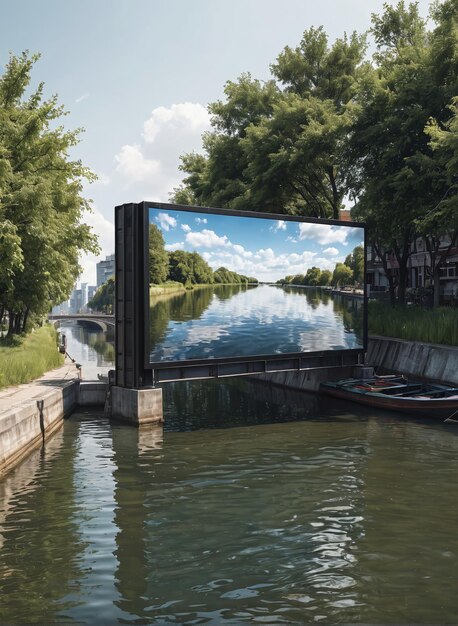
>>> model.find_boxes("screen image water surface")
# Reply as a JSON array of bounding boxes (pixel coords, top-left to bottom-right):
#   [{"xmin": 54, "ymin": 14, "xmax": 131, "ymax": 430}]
[{"xmin": 148, "ymin": 207, "xmax": 365, "ymax": 363}]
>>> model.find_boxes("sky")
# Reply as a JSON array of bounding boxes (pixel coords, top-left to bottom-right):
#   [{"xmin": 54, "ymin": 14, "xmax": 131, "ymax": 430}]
[
  {"xmin": 151, "ymin": 207, "xmax": 364, "ymax": 282},
  {"xmin": 0, "ymin": 0, "xmax": 434, "ymax": 286}
]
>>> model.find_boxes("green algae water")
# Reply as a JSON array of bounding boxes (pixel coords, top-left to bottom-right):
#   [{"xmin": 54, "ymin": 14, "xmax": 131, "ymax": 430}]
[{"xmin": 1, "ymin": 379, "xmax": 458, "ymax": 624}]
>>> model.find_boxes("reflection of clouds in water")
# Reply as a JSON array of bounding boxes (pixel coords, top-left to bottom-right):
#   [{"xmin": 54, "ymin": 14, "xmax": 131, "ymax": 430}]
[
  {"xmin": 184, "ymin": 325, "xmax": 229, "ymax": 345},
  {"xmin": 206, "ymin": 286, "xmax": 333, "ymax": 326},
  {"xmin": 298, "ymin": 327, "xmax": 359, "ymax": 352},
  {"xmin": 150, "ymin": 285, "xmax": 363, "ymax": 361}
]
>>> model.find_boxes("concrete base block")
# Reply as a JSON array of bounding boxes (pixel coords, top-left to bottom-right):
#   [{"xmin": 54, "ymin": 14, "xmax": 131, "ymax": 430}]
[
  {"xmin": 111, "ymin": 386, "xmax": 163, "ymax": 426},
  {"xmin": 77, "ymin": 381, "xmax": 108, "ymax": 406}
]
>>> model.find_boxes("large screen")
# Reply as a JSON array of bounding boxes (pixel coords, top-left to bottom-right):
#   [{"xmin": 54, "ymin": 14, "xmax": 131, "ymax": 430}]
[{"xmin": 147, "ymin": 205, "xmax": 365, "ymax": 366}]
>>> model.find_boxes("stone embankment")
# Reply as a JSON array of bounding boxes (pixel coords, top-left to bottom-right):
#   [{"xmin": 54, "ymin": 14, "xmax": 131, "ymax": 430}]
[
  {"xmin": 253, "ymin": 337, "xmax": 458, "ymax": 392},
  {"xmin": 366, "ymin": 336, "xmax": 458, "ymax": 386},
  {"xmin": 0, "ymin": 363, "xmax": 108, "ymax": 478}
]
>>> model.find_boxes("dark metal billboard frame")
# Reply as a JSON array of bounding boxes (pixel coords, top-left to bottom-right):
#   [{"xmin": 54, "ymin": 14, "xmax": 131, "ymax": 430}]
[{"xmin": 115, "ymin": 201, "xmax": 367, "ymax": 387}]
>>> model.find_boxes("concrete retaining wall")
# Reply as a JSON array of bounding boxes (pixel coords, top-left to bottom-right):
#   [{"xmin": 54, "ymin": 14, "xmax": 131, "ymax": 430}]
[
  {"xmin": 0, "ymin": 381, "xmax": 77, "ymax": 477},
  {"xmin": 366, "ymin": 336, "xmax": 458, "ymax": 386},
  {"xmin": 251, "ymin": 365, "xmax": 357, "ymax": 393},
  {"xmin": 251, "ymin": 338, "xmax": 458, "ymax": 392}
]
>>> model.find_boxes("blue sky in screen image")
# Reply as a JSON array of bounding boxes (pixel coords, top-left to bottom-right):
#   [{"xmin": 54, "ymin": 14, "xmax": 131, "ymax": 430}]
[{"xmin": 150, "ymin": 207, "xmax": 364, "ymax": 282}]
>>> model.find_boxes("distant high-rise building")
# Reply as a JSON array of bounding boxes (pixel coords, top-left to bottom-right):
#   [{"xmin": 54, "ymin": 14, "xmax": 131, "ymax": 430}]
[
  {"xmin": 69, "ymin": 288, "xmax": 82, "ymax": 313},
  {"xmin": 96, "ymin": 254, "xmax": 115, "ymax": 287},
  {"xmin": 80, "ymin": 283, "xmax": 88, "ymax": 309},
  {"xmin": 88, "ymin": 285, "xmax": 97, "ymax": 302}
]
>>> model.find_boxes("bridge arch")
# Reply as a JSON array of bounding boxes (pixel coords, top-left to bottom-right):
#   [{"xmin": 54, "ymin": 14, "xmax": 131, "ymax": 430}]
[{"xmin": 49, "ymin": 315, "xmax": 114, "ymax": 334}]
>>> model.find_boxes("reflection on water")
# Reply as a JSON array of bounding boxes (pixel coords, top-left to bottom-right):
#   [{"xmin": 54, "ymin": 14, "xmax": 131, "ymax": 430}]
[
  {"xmin": 59, "ymin": 322, "xmax": 114, "ymax": 379},
  {"xmin": 150, "ymin": 285, "xmax": 364, "ymax": 362},
  {"xmin": 1, "ymin": 379, "xmax": 458, "ymax": 624}
]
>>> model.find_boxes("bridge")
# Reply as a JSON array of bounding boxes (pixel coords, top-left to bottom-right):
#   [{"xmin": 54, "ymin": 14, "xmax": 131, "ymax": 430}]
[{"xmin": 49, "ymin": 314, "xmax": 115, "ymax": 333}]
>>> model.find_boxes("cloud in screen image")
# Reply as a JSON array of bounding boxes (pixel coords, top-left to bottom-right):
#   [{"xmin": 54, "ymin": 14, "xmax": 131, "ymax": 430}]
[{"xmin": 148, "ymin": 206, "xmax": 365, "ymax": 364}]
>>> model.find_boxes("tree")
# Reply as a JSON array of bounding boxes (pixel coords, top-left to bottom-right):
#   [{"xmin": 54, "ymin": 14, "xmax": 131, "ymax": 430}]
[
  {"xmin": 189, "ymin": 252, "xmax": 214, "ymax": 284},
  {"xmin": 332, "ymin": 263, "xmax": 353, "ymax": 286},
  {"xmin": 176, "ymin": 74, "xmax": 279, "ymax": 209},
  {"xmin": 320, "ymin": 269, "xmax": 332, "ymax": 286},
  {"xmin": 149, "ymin": 224, "xmax": 169, "ymax": 284},
  {"xmin": 419, "ymin": 97, "xmax": 458, "ymax": 306},
  {"xmin": 244, "ymin": 28, "xmax": 367, "ymax": 218},
  {"xmin": 176, "ymin": 29, "xmax": 367, "ymax": 218},
  {"xmin": 0, "ymin": 52, "xmax": 99, "ymax": 334},
  {"xmin": 168, "ymin": 250, "xmax": 193, "ymax": 286},
  {"xmin": 303, "ymin": 267, "xmax": 322, "ymax": 285},
  {"xmin": 88, "ymin": 277, "xmax": 114, "ymax": 314},
  {"xmin": 0, "ymin": 220, "xmax": 23, "ymax": 324},
  {"xmin": 344, "ymin": 245, "xmax": 365, "ymax": 284},
  {"xmin": 348, "ymin": 1, "xmax": 457, "ymax": 305}
]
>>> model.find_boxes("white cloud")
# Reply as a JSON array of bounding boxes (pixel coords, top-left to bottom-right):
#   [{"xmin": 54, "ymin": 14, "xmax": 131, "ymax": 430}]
[
  {"xmin": 165, "ymin": 242, "xmax": 184, "ymax": 251},
  {"xmin": 270, "ymin": 220, "xmax": 286, "ymax": 232},
  {"xmin": 323, "ymin": 247, "xmax": 339, "ymax": 257},
  {"xmin": 287, "ymin": 236, "xmax": 297, "ymax": 243},
  {"xmin": 156, "ymin": 212, "xmax": 177, "ymax": 231},
  {"xmin": 115, "ymin": 144, "xmax": 160, "ymax": 182},
  {"xmin": 75, "ymin": 93, "xmax": 89, "ymax": 103},
  {"xmin": 113, "ymin": 101, "xmax": 211, "ymax": 202},
  {"xmin": 298, "ymin": 223, "xmax": 349, "ymax": 245},
  {"xmin": 186, "ymin": 229, "xmax": 230, "ymax": 248},
  {"xmin": 181, "ymin": 223, "xmax": 191, "ymax": 232},
  {"xmin": 143, "ymin": 102, "xmax": 211, "ymax": 144},
  {"xmin": 196, "ymin": 217, "xmax": 208, "ymax": 224}
]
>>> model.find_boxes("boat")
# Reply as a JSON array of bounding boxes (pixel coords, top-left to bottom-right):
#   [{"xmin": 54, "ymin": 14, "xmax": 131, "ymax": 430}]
[{"xmin": 320, "ymin": 375, "xmax": 458, "ymax": 420}]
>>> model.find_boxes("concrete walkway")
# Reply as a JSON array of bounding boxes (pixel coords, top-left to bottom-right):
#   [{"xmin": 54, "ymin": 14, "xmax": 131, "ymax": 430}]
[{"xmin": 0, "ymin": 359, "xmax": 80, "ymax": 417}]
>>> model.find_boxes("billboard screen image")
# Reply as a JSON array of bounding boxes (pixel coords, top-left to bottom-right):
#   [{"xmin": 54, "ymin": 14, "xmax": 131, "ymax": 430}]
[{"xmin": 147, "ymin": 205, "xmax": 365, "ymax": 366}]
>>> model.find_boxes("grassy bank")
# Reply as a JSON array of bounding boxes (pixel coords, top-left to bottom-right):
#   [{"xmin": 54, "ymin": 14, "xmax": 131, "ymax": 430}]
[
  {"xmin": 369, "ymin": 301, "xmax": 458, "ymax": 346},
  {"xmin": 0, "ymin": 325, "xmax": 64, "ymax": 389},
  {"xmin": 150, "ymin": 282, "xmax": 187, "ymax": 297}
]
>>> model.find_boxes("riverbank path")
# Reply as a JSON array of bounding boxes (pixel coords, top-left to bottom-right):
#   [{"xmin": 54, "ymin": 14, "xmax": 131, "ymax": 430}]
[{"xmin": 0, "ymin": 359, "xmax": 80, "ymax": 416}]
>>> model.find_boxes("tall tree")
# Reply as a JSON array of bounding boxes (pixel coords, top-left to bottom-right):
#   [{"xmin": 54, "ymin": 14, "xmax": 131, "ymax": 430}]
[
  {"xmin": 0, "ymin": 52, "xmax": 99, "ymax": 334},
  {"xmin": 149, "ymin": 224, "xmax": 169, "ymax": 284},
  {"xmin": 88, "ymin": 277, "xmax": 115, "ymax": 314},
  {"xmin": 175, "ymin": 28, "xmax": 367, "ymax": 218},
  {"xmin": 348, "ymin": 1, "xmax": 457, "ymax": 305},
  {"xmin": 174, "ymin": 74, "xmax": 279, "ymax": 209}
]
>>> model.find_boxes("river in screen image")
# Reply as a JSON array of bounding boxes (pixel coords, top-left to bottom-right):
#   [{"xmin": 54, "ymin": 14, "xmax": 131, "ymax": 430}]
[{"xmin": 149, "ymin": 284, "xmax": 364, "ymax": 363}]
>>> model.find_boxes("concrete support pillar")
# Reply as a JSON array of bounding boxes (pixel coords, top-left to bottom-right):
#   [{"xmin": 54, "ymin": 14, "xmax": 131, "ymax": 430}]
[{"xmin": 111, "ymin": 386, "xmax": 163, "ymax": 426}]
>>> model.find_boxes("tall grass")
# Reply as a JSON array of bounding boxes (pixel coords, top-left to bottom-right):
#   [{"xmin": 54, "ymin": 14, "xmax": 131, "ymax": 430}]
[
  {"xmin": 0, "ymin": 325, "xmax": 64, "ymax": 389},
  {"xmin": 369, "ymin": 301, "xmax": 458, "ymax": 346}
]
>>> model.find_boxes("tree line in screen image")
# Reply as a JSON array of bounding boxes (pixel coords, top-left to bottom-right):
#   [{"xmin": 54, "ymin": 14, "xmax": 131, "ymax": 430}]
[
  {"xmin": 149, "ymin": 224, "xmax": 258, "ymax": 288},
  {"xmin": 277, "ymin": 245, "xmax": 364, "ymax": 287}
]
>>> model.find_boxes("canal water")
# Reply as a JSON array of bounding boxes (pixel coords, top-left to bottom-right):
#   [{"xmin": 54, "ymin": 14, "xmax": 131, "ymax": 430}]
[
  {"xmin": 149, "ymin": 285, "xmax": 364, "ymax": 363},
  {"xmin": 1, "ymin": 375, "xmax": 458, "ymax": 624}
]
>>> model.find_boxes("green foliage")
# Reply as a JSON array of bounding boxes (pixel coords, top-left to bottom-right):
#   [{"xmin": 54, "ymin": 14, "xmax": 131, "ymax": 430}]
[
  {"xmin": 88, "ymin": 277, "xmax": 114, "ymax": 313},
  {"xmin": 368, "ymin": 301, "xmax": 458, "ymax": 346},
  {"xmin": 332, "ymin": 263, "xmax": 354, "ymax": 286},
  {"xmin": 213, "ymin": 266, "xmax": 249, "ymax": 284},
  {"xmin": 0, "ymin": 325, "xmax": 63, "ymax": 388},
  {"xmin": 344, "ymin": 245, "xmax": 364, "ymax": 284},
  {"xmin": 172, "ymin": 2, "xmax": 457, "ymax": 310},
  {"xmin": 0, "ymin": 52, "xmax": 99, "ymax": 335},
  {"xmin": 303, "ymin": 266, "xmax": 322, "ymax": 286},
  {"xmin": 149, "ymin": 224, "xmax": 169, "ymax": 284},
  {"xmin": 320, "ymin": 269, "xmax": 332, "ymax": 286},
  {"xmin": 178, "ymin": 30, "xmax": 367, "ymax": 218},
  {"xmin": 349, "ymin": 0, "xmax": 458, "ymax": 304}
]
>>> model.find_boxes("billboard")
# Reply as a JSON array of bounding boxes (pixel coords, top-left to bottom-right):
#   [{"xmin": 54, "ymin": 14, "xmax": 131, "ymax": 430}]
[{"xmin": 146, "ymin": 204, "xmax": 366, "ymax": 370}]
